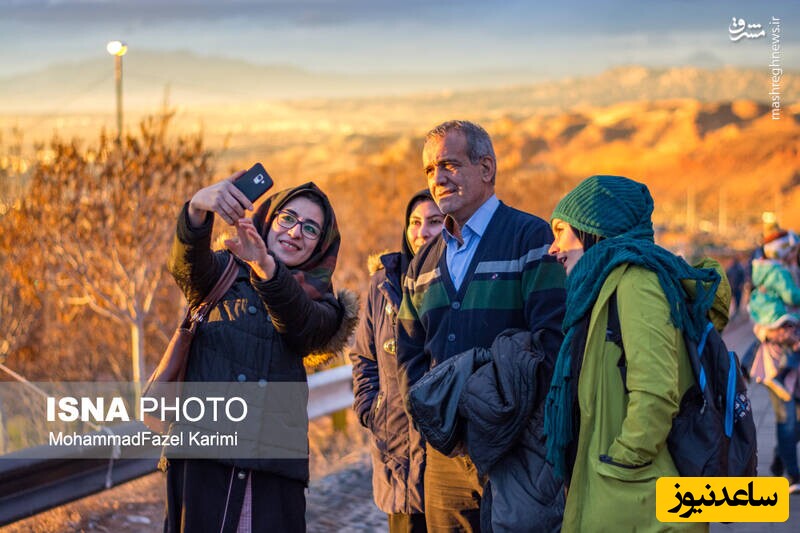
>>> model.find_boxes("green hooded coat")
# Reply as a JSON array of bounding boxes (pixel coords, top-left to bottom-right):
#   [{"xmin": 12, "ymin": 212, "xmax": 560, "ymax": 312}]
[{"xmin": 563, "ymin": 263, "xmax": 708, "ymax": 533}]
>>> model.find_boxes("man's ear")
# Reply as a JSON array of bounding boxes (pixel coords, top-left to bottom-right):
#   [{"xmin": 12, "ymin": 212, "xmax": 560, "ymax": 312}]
[{"xmin": 479, "ymin": 155, "xmax": 496, "ymax": 183}]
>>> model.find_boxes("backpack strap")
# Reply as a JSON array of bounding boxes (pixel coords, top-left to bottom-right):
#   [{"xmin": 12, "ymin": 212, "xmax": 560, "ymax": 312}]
[
  {"xmin": 609, "ymin": 293, "xmax": 725, "ymax": 411},
  {"xmin": 605, "ymin": 291, "xmax": 630, "ymax": 394},
  {"xmin": 694, "ymin": 321, "xmax": 715, "ymax": 393}
]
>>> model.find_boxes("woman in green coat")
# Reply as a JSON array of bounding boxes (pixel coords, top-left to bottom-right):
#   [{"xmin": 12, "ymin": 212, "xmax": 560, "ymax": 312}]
[{"xmin": 543, "ymin": 175, "xmax": 720, "ymax": 532}]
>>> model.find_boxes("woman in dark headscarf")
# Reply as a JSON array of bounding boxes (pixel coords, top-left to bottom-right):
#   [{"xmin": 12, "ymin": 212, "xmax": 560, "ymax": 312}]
[
  {"xmin": 350, "ymin": 190, "xmax": 443, "ymax": 532},
  {"xmin": 543, "ymin": 175, "xmax": 720, "ymax": 532},
  {"xmin": 165, "ymin": 172, "xmax": 357, "ymax": 532}
]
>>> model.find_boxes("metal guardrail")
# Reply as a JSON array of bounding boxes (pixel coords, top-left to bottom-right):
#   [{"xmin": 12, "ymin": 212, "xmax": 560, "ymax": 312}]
[
  {"xmin": 0, "ymin": 365, "xmax": 355, "ymax": 526},
  {"xmin": 307, "ymin": 364, "xmax": 356, "ymax": 419}
]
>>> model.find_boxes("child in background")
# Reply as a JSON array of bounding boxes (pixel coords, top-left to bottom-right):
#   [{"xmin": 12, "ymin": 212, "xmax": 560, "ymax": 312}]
[
  {"xmin": 749, "ymin": 229, "xmax": 800, "ymax": 400},
  {"xmin": 748, "ymin": 228, "xmax": 800, "ymax": 491}
]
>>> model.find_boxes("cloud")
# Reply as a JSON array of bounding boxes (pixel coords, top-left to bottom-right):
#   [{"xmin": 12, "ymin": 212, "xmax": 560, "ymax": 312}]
[
  {"xmin": 3, "ymin": 1, "xmax": 798, "ymax": 37},
  {"xmin": 0, "ymin": 0, "xmax": 481, "ymax": 28},
  {"xmin": 0, "ymin": 1, "xmax": 796, "ymax": 79}
]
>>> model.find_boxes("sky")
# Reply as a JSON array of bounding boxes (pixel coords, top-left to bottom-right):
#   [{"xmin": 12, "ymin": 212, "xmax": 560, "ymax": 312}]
[{"xmin": 0, "ymin": 0, "xmax": 798, "ymax": 80}]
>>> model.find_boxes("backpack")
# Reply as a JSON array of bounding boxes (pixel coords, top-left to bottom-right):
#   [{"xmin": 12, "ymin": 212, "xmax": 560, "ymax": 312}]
[{"xmin": 607, "ymin": 292, "xmax": 758, "ymax": 477}]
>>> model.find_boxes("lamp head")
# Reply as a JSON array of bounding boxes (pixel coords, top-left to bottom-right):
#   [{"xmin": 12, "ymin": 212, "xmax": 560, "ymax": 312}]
[{"xmin": 106, "ymin": 41, "xmax": 128, "ymax": 56}]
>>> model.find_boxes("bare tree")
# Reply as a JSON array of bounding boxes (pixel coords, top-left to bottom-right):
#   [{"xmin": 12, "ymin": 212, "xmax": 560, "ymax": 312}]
[
  {"xmin": 4, "ymin": 115, "xmax": 213, "ymax": 385},
  {"xmin": 0, "ymin": 129, "xmax": 40, "ymax": 371},
  {"xmin": 0, "ymin": 280, "xmax": 39, "ymax": 365}
]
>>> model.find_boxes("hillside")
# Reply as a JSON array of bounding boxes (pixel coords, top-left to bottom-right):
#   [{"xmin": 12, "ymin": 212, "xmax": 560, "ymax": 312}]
[
  {"xmin": 1, "ymin": 56, "xmax": 797, "ymax": 116},
  {"xmin": 2, "ymin": 91, "xmax": 797, "ymax": 388},
  {"xmin": 4, "ymin": 97, "xmax": 797, "ymax": 261},
  {"xmin": 2, "ymin": 66, "xmax": 798, "ymax": 292},
  {"xmin": 0, "ymin": 50, "xmax": 548, "ymax": 113},
  {"xmin": 273, "ymin": 98, "xmax": 799, "ymax": 294}
]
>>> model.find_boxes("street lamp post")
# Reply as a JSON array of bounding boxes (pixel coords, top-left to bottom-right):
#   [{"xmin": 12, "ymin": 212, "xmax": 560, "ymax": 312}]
[{"xmin": 106, "ymin": 41, "xmax": 128, "ymax": 142}]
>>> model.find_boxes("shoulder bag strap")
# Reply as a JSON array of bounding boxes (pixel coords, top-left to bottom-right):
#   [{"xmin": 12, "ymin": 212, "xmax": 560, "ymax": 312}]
[{"xmin": 189, "ymin": 254, "xmax": 239, "ymax": 325}]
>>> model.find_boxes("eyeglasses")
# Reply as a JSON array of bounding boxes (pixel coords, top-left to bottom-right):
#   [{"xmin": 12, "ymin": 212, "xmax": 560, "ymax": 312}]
[{"xmin": 275, "ymin": 210, "xmax": 322, "ymax": 240}]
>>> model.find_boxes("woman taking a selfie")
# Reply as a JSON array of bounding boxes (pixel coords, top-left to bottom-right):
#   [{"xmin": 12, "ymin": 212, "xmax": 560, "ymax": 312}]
[{"xmin": 164, "ymin": 172, "xmax": 357, "ymax": 532}]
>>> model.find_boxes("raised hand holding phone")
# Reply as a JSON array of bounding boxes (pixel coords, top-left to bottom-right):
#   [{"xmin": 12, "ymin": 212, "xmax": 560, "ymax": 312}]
[
  {"xmin": 187, "ymin": 170, "xmax": 250, "ymax": 225},
  {"xmin": 232, "ymin": 163, "xmax": 273, "ymax": 203},
  {"xmin": 188, "ymin": 163, "xmax": 272, "ymax": 226}
]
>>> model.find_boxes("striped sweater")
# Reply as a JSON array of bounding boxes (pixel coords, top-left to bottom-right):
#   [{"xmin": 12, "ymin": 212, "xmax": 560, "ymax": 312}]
[{"xmin": 397, "ymin": 202, "xmax": 567, "ymax": 403}]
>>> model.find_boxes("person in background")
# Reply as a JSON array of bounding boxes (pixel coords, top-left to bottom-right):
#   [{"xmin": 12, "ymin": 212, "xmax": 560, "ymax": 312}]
[
  {"xmin": 397, "ymin": 120, "xmax": 566, "ymax": 531},
  {"xmin": 351, "ymin": 189, "xmax": 443, "ymax": 532},
  {"xmin": 748, "ymin": 228, "xmax": 800, "ymax": 492},
  {"xmin": 726, "ymin": 256, "xmax": 746, "ymax": 317},
  {"xmin": 165, "ymin": 174, "xmax": 357, "ymax": 532},
  {"xmin": 544, "ymin": 175, "xmax": 716, "ymax": 532}
]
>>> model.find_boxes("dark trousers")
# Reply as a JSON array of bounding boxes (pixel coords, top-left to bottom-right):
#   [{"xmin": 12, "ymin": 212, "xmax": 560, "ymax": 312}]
[
  {"xmin": 423, "ymin": 447, "xmax": 483, "ymax": 532},
  {"xmin": 165, "ymin": 459, "xmax": 306, "ymax": 533},
  {"xmin": 769, "ymin": 393, "xmax": 800, "ymax": 478},
  {"xmin": 388, "ymin": 512, "xmax": 427, "ymax": 533}
]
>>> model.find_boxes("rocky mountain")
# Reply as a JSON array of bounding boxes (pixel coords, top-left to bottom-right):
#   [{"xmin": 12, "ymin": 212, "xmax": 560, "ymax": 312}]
[{"xmin": 2, "ymin": 57, "xmax": 797, "ymax": 256}]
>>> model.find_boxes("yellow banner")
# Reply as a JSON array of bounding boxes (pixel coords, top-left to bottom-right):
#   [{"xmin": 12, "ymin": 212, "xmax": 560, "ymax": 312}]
[{"xmin": 656, "ymin": 477, "xmax": 789, "ymax": 523}]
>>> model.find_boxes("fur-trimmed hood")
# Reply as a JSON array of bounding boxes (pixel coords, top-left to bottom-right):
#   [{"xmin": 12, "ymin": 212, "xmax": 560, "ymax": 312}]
[
  {"xmin": 367, "ymin": 251, "xmax": 391, "ymax": 276},
  {"xmin": 303, "ymin": 287, "xmax": 360, "ymax": 369}
]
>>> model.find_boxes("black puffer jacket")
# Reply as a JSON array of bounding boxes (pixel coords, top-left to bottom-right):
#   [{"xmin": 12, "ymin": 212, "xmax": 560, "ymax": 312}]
[
  {"xmin": 409, "ymin": 329, "xmax": 564, "ymax": 532},
  {"xmin": 460, "ymin": 330, "xmax": 564, "ymax": 532}
]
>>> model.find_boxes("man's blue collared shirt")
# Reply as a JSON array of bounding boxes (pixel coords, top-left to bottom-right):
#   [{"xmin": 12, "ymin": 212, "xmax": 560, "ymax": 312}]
[{"xmin": 442, "ymin": 195, "xmax": 500, "ymax": 291}]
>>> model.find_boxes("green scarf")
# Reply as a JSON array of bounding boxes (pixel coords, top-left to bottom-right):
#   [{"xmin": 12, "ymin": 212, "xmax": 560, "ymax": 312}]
[{"xmin": 543, "ymin": 175, "xmax": 720, "ymax": 481}]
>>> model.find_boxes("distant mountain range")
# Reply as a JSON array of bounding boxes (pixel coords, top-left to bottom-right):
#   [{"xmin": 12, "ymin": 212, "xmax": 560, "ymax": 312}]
[
  {"xmin": 0, "ymin": 50, "xmax": 796, "ymax": 114},
  {"xmin": 0, "ymin": 50, "xmax": 547, "ymax": 113}
]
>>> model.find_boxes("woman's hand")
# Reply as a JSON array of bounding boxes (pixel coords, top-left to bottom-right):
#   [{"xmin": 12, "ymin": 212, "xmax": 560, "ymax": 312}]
[
  {"xmin": 226, "ymin": 218, "xmax": 276, "ymax": 280},
  {"xmin": 188, "ymin": 170, "xmax": 253, "ymax": 226}
]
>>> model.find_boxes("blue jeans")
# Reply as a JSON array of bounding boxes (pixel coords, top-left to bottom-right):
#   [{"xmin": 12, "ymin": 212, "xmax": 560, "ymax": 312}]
[
  {"xmin": 769, "ymin": 394, "xmax": 800, "ymax": 478},
  {"xmin": 775, "ymin": 352, "xmax": 800, "ymax": 385}
]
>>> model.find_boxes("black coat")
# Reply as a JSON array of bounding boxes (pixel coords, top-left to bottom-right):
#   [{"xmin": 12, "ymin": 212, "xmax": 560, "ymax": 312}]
[
  {"xmin": 163, "ymin": 186, "xmax": 354, "ymax": 533},
  {"xmin": 167, "ymin": 204, "xmax": 343, "ymax": 482}
]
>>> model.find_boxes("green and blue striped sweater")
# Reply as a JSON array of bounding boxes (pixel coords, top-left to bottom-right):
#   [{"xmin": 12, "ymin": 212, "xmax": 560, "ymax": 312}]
[{"xmin": 397, "ymin": 202, "xmax": 567, "ymax": 403}]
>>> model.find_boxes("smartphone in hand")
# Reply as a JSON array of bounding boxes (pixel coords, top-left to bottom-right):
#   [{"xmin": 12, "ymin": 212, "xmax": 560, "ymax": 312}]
[{"xmin": 233, "ymin": 163, "xmax": 273, "ymax": 203}]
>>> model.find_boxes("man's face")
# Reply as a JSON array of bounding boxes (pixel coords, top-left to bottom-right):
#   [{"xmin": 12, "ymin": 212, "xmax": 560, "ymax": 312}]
[{"xmin": 423, "ymin": 131, "xmax": 494, "ymax": 227}]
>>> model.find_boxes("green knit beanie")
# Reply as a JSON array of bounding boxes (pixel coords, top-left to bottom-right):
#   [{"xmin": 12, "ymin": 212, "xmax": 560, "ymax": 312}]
[{"xmin": 551, "ymin": 175, "xmax": 654, "ymax": 239}]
